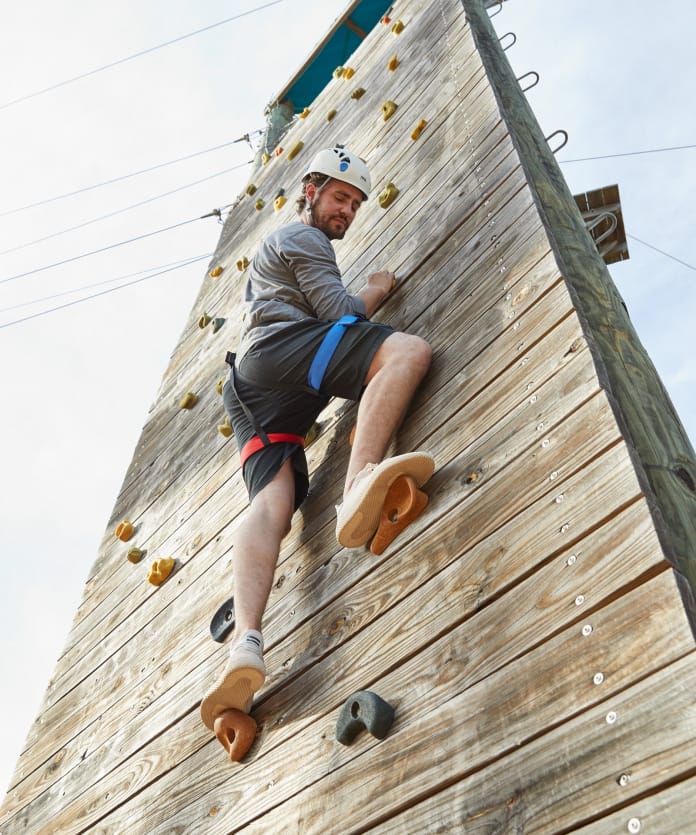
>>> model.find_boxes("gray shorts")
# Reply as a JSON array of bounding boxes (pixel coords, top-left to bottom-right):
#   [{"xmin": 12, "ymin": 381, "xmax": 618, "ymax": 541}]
[{"xmin": 223, "ymin": 318, "xmax": 393, "ymax": 508}]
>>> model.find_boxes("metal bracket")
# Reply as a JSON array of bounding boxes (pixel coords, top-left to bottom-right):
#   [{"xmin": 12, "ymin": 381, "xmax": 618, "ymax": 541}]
[
  {"xmin": 499, "ymin": 31, "xmax": 516, "ymax": 51},
  {"xmin": 545, "ymin": 129, "xmax": 569, "ymax": 154},
  {"xmin": 517, "ymin": 71, "xmax": 539, "ymax": 92}
]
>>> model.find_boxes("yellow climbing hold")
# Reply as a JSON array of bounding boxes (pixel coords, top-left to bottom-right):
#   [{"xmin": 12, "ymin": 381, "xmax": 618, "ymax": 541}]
[
  {"xmin": 245, "ymin": 183, "xmax": 257, "ymax": 196},
  {"xmin": 379, "ymin": 183, "xmax": 399, "ymax": 208},
  {"xmin": 147, "ymin": 557, "xmax": 175, "ymax": 586},
  {"xmin": 287, "ymin": 141, "xmax": 304, "ymax": 160},
  {"xmin": 180, "ymin": 392, "xmax": 198, "ymax": 410},
  {"xmin": 342, "ymin": 67, "xmax": 355, "ymax": 79},
  {"xmin": 327, "ymin": 109, "xmax": 337, "ymax": 121},
  {"xmin": 115, "ymin": 520, "xmax": 135, "ymax": 542},
  {"xmin": 215, "ymin": 376, "xmax": 226, "ymax": 395},
  {"xmin": 333, "ymin": 66, "xmax": 344, "ymax": 78},
  {"xmin": 391, "ymin": 20, "xmax": 405, "ymax": 34},
  {"xmin": 217, "ymin": 417, "xmax": 233, "ymax": 438},
  {"xmin": 299, "ymin": 107, "xmax": 311, "ymax": 119},
  {"xmin": 382, "ymin": 100, "xmax": 398, "ymax": 121},
  {"xmin": 387, "ymin": 54, "xmax": 399, "ymax": 71},
  {"xmin": 262, "ymin": 152, "xmax": 271, "ymax": 165},
  {"xmin": 255, "ymin": 198, "xmax": 265, "ymax": 211},
  {"xmin": 351, "ymin": 87, "xmax": 366, "ymax": 100},
  {"xmin": 209, "ymin": 265, "xmax": 223, "ymax": 278},
  {"xmin": 305, "ymin": 422, "xmax": 320, "ymax": 447},
  {"xmin": 236, "ymin": 256, "xmax": 249, "ymax": 272},
  {"xmin": 127, "ymin": 547, "xmax": 144, "ymax": 564},
  {"xmin": 411, "ymin": 118, "xmax": 428, "ymax": 140},
  {"xmin": 274, "ymin": 194, "xmax": 287, "ymax": 211},
  {"xmin": 198, "ymin": 313, "xmax": 212, "ymax": 329}
]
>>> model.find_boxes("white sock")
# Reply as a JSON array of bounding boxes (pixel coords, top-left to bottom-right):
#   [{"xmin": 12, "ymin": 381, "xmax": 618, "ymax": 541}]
[{"xmin": 233, "ymin": 629, "xmax": 263, "ymax": 656}]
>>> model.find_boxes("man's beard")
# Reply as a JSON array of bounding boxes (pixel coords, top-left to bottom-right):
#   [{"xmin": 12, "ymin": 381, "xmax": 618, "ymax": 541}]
[{"xmin": 312, "ymin": 208, "xmax": 348, "ymax": 240}]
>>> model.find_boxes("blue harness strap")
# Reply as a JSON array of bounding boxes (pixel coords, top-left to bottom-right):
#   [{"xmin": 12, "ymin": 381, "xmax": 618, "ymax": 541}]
[{"xmin": 307, "ymin": 314, "xmax": 360, "ymax": 392}]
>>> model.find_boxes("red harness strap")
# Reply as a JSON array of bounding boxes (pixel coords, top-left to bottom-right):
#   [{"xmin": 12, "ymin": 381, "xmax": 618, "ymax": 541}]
[{"xmin": 240, "ymin": 433, "xmax": 305, "ymax": 467}]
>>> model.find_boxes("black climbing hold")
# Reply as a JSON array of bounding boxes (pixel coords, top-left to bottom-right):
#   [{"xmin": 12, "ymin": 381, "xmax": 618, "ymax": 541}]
[
  {"xmin": 336, "ymin": 690, "xmax": 395, "ymax": 745},
  {"xmin": 210, "ymin": 595, "xmax": 235, "ymax": 643}
]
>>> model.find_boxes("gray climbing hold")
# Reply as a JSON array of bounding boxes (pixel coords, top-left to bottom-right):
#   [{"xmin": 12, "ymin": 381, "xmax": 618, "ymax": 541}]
[
  {"xmin": 210, "ymin": 595, "xmax": 235, "ymax": 643},
  {"xmin": 336, "ymin": 690, "xmax": 395, "ymax": 745}
]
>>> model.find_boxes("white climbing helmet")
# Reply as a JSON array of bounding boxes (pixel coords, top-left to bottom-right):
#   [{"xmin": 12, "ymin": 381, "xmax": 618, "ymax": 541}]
[{"xmin": 302, "ymin": 144, "xmax": 371, "ymax": 199}]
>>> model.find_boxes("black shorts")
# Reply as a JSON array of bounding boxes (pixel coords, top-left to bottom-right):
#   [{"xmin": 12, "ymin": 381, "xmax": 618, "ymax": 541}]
[{"xmin": 223, "ymin": 318, "xmax": 394, "ymax": 508}]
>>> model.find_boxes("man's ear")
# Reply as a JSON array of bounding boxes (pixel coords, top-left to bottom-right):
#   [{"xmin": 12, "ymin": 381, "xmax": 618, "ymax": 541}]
[{"xmin": 305, "ymin": 182, "xmax": 316, "ymax": 204}]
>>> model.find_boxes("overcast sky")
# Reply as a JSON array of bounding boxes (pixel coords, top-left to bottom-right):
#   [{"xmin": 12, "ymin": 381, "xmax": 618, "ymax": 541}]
[{"xmin": 1, "ymin": 0, "xmax": 694, "ymax": 801}]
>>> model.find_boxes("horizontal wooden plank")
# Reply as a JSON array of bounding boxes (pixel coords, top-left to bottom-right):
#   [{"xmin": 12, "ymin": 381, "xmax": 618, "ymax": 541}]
[{"xmin": 86, "ymin": 538, "xmax": 684, "ymax": 833}]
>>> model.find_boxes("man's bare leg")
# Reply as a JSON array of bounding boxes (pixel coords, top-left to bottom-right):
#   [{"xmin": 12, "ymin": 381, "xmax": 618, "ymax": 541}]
[
  {"xmin": 344, "ymin": 332, "xmax": 431, "ymax": 498},
  {"xmin": 229, "ymin": 457, "xmax": 296, "ymax": 647}
]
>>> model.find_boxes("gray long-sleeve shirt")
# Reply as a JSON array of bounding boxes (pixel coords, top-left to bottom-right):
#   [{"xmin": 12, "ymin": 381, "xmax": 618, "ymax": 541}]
[{"xmin": 236, "ymin": 221, "xmax": 367, "ymax": 361}]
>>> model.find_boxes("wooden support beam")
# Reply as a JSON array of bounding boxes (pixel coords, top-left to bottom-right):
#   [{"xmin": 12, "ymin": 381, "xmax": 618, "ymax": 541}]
[{"xmin": 461, "ymin": 0, "xmax": 696, "ymax": 629}]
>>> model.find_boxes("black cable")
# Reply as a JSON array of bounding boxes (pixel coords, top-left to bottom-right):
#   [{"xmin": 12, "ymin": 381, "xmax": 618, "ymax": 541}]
[
  {"xmin": 0, "ymin": 253, "xmax": 211, "ymax": 313},
  {"xmin": 627, "ymin": 234, "xmax": 696, "ymax": 273},
  {"xmin": 0, "ymin": 255, "xmax": 212, "ymax": 330},
  {"xmin": 560, "ymin": 143, "xmax": 696, "ymax": 164},
  {"xmin": 0, "ymin": 0, "xmax": 286, "ymax": 111},
  {"xmin": 0, "ymin": 139, "xmax": 257, "ymax": 218},
  {"xmin": 0, "ymin": 161, "xmax": 251, "ymax": 257},
  {"xmin": 0, "ymin": 216, "xmax": 209, "ymax": 285}
]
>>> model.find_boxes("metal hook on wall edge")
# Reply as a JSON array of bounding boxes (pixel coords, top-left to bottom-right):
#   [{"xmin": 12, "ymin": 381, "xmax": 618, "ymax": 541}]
[
  {"xmin": 545, "ymin": 129, "xmax": 569, "ymax": 154},
  {"xmin": 487, "ymin": 2, "xmax": 503, "ymax": 17},
  {"xmin": 499, "ymin": 32, "xmax": 516, "ymax": 51},
  {"xmin": 517, "ymin": 71, "xmax": 539, "ymax": 92},
  {"xmin": 587, "ymin": 210, "xmax": 618, "ymax": 245}
]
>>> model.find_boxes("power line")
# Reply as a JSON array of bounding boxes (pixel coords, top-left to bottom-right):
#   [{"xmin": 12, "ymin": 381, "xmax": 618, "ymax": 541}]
[
  {"xmin": 0, "ymin": 0, "xmax": 286, "ymax": 111},
  {"xmin": 0, "ymin": 254, "xmax": 211, "ymax": 314},
  {"xmin": 0, "ymin": 161, "xmax": 251, "ymax": 257},
  {"xmin": 627, "ymin": 234, "xmax": 696, "ymax": 273},
  {"xmin": 560, "ymin": 143, "xmax": 696, "ymax": 164},
  {"xmin": 0, "ymin": 255, "xmax": 211, "ymax": 330},
  {"xmin": 0, "ymin": 215, "xmax": 213, "ymax": 285},
  {"xmin": 0, "ymin": 138, "xmax": 257, "ymax": 218}
]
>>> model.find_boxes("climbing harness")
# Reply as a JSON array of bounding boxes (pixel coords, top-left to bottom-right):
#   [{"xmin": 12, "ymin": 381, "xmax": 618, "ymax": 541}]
[
  {"xmin": 307, "ymin": 314, "xmax": 360, "ymax": 391},
  {"xmin": 225, "ymin": 314, "xmax": 362, "ymax": 467}
]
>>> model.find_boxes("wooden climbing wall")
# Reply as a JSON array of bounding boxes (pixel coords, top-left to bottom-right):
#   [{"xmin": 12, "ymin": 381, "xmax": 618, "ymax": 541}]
[{"xmin": 2, "ymin": 0, "xmax": 695, "ymax": 831}]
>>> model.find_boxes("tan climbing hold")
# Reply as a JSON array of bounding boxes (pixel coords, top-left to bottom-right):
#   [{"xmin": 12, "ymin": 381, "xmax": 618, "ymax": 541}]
[
  {"xmin": 378, "ymin": 182, "xmax": 399, "ymax": 208},
  {"xmin": 127, "ymin": 547, "xmax": 144, "ymax": 564},
  {"xmin": 215, "ymin": 376, "xmax": 226, "ymax": 396},
  {"xmin": 261, "ymin": 152, "xmax": 271, "ymax": 165},
  {"xmin": 327, "ymin": 109, "xmax": 337, "ymax": 121},
  {"xmin": 305, "ymin": 421, "xmax": 320, "ymax": 447},
  {"xmin": 217, "ymin": 417, "xmax": 233, "ymax": 438},
  {"xmin": 382, "ymin": 100, "xmax": 398, "ymax": 121},
  {"xmin": 209, "ymin": 265, "xmax": 224, "ymax": 278},
  {"xmin": 411, "ymin": 118, "xmax": 428, "ymax": 140},
  {"xmin": 287, "ymin": 141, "xmax": 304, "ymax": 160},
  {"xmin": 180, "ymin": 392, "xmax": 198, "ymax": 410},
  {"xmin": 369, "ymin": 476, "xmax": 428, "ymax": 555},
  {"xmin": 351, "ymin": 87, "xmax": 366, "ymax": 100},
  {"xmin": 387, "ymin": 54, "xmax": 399, "ymax": 71},
  {"xmin": 147, "ymin": 557, "xmax": 176, "ymax": 586},
  {"xmin": 236, "ymin": 256, "xmax": 249, "ymax": 272},
  {"xmin": 254, "ymin": 198, "xmax": 265, "ymax": 211},
  {"xmin": 213, "ymin": 709, "xmax": 257, "ymax": 762},
  {"xmin": 391, "ymin": 20, "xmax": 405, "ymax": 34},
  {"xmin": 333, "ymin": 66, "xmax": 344, "ymax": 79},
  {"xmin": 245, "ymin": 183, "xmax": 257, "ymax": 196},
  {"xmin": 198, "ymin": 313, "xmax": 212, "ymax": 329},
  {"xmin": 115, "ymin": 521, "xmax": 135, "ymax": 542}
]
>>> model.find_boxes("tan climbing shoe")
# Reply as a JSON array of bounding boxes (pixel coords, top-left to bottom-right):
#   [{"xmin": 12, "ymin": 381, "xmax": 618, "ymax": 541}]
[
  {"xmin": 336, "ymin": 451, "xmax": 435, "ymax": 548},
  {"xmin": 200, "ymin": 646, "xmax": 266, "ymax": 730}
]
